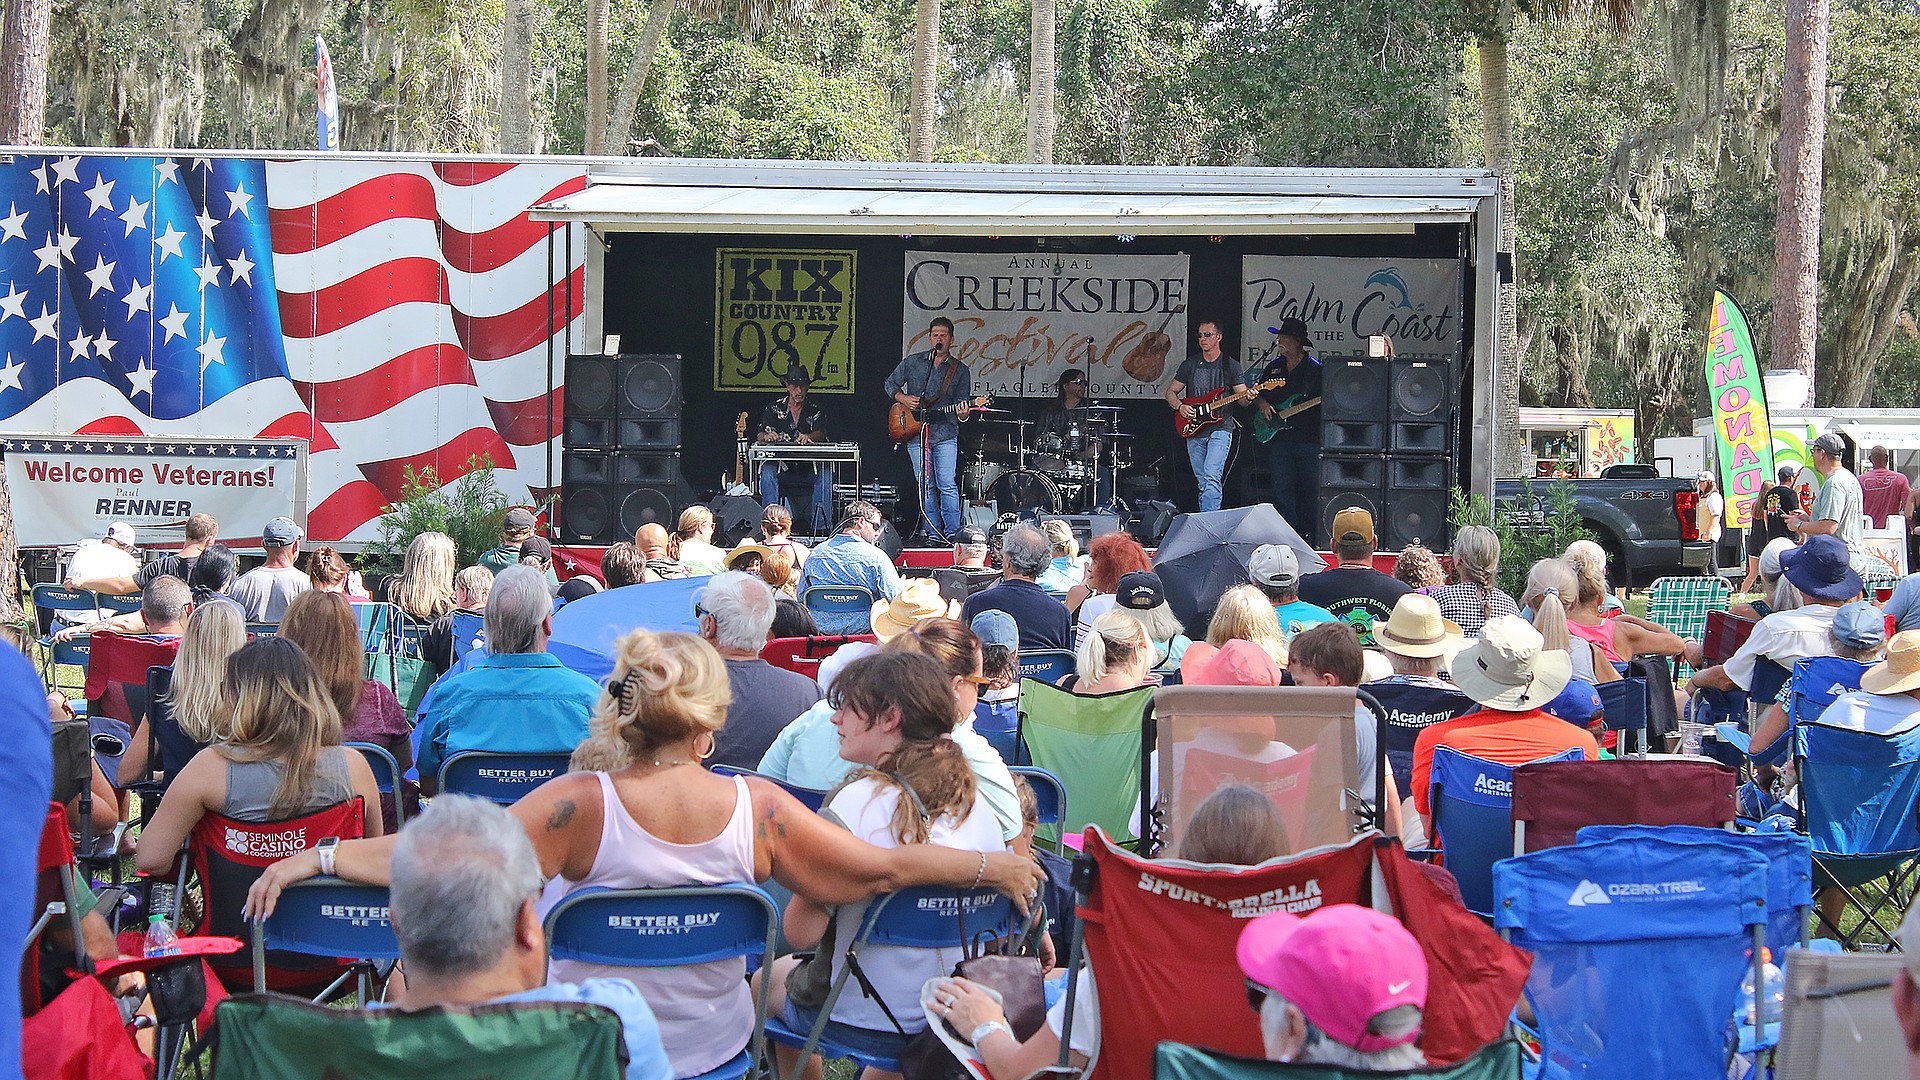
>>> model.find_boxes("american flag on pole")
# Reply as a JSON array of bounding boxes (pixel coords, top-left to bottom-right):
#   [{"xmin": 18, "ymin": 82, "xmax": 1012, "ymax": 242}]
[{"xmin": 0, "ymin": 152, "xmax": 585, "ymax": 541}]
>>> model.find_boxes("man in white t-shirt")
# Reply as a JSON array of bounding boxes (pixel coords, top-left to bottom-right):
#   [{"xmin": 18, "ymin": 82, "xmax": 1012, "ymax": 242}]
[
  {"xmin": 1688, "ymin": 534, "xmax": 1862, "ymax": 694},
  {"xmin": 228, "ymin": 516, "xmax": 311, "ymax": 623},
  {"xmin": 59, "ymin": 522, "xmax": 139, "ymax": 625}
]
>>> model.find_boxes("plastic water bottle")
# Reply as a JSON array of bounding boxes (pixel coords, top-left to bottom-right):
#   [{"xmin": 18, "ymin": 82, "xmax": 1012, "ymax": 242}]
[
  {"xmin": 144, "ymin": 913, "xmax": 181, "ymax": 958},
  {"xmin": 1735, "ymin": 947, "xmax": 1785, "ymax": 1027}
]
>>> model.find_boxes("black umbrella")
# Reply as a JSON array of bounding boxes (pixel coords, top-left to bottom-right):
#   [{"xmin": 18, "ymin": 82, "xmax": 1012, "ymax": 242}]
[{"xmin": 1151, "ymin": 504, "xmax": 1320, "ymax": 631}]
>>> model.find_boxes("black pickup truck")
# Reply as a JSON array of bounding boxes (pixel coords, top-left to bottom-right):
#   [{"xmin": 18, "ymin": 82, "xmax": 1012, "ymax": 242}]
[{"xmin": 1494, "ymin": 465, "xmax": 1713, "ymax": 586}]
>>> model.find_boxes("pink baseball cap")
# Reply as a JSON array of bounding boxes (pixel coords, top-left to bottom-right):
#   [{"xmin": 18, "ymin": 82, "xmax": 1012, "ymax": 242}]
[
  {"xmin": 1236, "ymin": 904, "xmax": 1428, "ymax": 1054},
  {"xmin": 1190, "ymin": 639, "xmax": 1283, "ymax": 687}
]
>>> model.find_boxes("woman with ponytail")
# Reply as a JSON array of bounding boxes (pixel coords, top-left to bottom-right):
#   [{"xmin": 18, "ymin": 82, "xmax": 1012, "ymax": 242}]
[
  {"xmin": 1428, "ymin": 525, "xmax": 1518, "ymax": 637},
  {"xmin": 1070, "ymin": 608, "xmax": 1155, "ymax": 694},
  {"xmin": 1522, "ymin": 558, "xmax": 1619, "ymax": 688}
]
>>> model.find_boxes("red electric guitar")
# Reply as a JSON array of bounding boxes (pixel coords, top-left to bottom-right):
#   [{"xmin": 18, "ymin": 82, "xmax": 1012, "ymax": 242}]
[{"xmin": 1174, "ymin": 377, "xmax": 1286, "ymax": 439}]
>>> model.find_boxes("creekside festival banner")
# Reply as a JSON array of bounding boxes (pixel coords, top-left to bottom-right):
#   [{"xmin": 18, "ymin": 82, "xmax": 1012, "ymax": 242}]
[
  {"xmin": 1, "ymin": 436, "xmax": 304, "ymax": 548},
  {"xmin": 1239, "ymin": 256, "xmax": 1464, "ymax": 364},
  {"xmin": 900, "ymin": 252, "xmax": 1190, "ymax": 399},
  {"xmin": 1705, "ymin": 291, "xmax": 1773, "ymax": 529}
]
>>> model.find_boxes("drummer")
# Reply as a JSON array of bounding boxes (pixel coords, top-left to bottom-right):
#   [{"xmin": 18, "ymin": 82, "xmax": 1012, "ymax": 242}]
[
  {"xmin": 1037, "ymin": 367, "xmax": 1090, "ymax": 440},
  {"xmin": 1036, "ymin": 367, "xmax": 1115, "ymax": 507}
]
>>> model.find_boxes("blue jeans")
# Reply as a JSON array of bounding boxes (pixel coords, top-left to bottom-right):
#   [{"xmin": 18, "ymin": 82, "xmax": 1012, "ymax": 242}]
[
  {"xmin": 759, "ymin": 461, "xmax": 835, "ymax": 533},
  {"xmin": 1266, "ymin": 439, "xmax": 1320, "ymax": 541},
  {"xmin": 905, "ymin": 437, "xmax": 962, "ymax": 538},
  {"xmin": 1185, "ymin": 428, "xmax": 1234, "ymax": 513}
]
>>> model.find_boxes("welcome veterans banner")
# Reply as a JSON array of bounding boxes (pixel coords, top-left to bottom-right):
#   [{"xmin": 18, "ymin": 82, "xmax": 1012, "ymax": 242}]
[
  {"xmin": 2, "ymin": 436, "xmax": 305, "ymax": 548},
  {"xmin": 901, "ymin": 252, "xmax": 1190, "ymax": 398},
  {"xmin": 1239, "ymin": 256, "xmax": 1464, "ymax": 364},
  {"xmin": 1704, "ymin": 291, "xmax": 1773, "ymax": 529}
]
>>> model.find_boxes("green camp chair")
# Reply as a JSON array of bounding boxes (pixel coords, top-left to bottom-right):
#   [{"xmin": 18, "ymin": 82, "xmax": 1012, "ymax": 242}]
[
  {"xmin": 1154, "ymin": 1037, "xmax": 1523, "ymax": 1080},
  {"xmin": 206, "ymin": 992, "xmax": 627, "ymax": 1080},
  {"xmin": 1017, "ymin": 679, "xmax": 1154, "ymax": 847},
  {"xmin": 1646, "ymin": 574, "xmax": 1731, "ymax": 680}
]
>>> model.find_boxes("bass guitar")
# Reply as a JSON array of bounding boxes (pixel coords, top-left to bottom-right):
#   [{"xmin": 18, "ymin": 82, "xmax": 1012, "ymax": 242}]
[
  {"xmin": 888, "ymin": 395, "xmax": 992, "ymax": 443},
  {"xmin": 1249, "ymin": 396, "xmax": 1324, "ymax": 443},
  {"xmin": 1122, "ymin": 303, "xmax": 1186, "ymax": 382},
  {"xmin": 1174, "ymin": 377, "xmax": 1286, "ymax": 439}
]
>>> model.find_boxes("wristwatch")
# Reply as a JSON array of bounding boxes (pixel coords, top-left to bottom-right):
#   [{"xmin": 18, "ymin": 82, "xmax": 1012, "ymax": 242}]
[{"xmin": 315, "ymin": 836, "xmax": 339, "ymax": 877}]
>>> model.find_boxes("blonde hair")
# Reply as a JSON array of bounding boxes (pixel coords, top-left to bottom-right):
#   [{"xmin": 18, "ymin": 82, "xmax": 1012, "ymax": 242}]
[
  {"xmin": 277, "ymin": 591, "xmax": 365, "ymax": 723},
  {"xmin": 218, "ymin": 637, "xmax": 346, "ymax": 818},
  {"xmin": 392, "ymin": 531, "xmax": 456, "ymax": 621},
  {"xmin": 167, "ymin": 601, "xmax": 247, "ymax": 743},
  {"xmin": 676, "ymin": 506, "xmax": 714, "ymax": 542},
  {"xmin": 1042, "ymin": 519, "xmax": 1080, "ymax": 561},
  {"xmin": 1523, "ymin": 558, "xmax": 1578, "ymax": 653},
  {"xmin": 1207, "ymin": 585, "xmax": 1289, "ymax": 667},
  {"xmin": 1077, "ymin": 608, "xmax": 1150, "ymax": 685},
  {"xmin": 594, "ymin": 630, "xmax": 730, "ymax": 759},
  {"xmin": 1450, "ymin": 525, "xmax": 1502, "ymax": 627},
  {"xmin": 1566, "ymin": 545, "xmax": 1610, "ymax": 608}
]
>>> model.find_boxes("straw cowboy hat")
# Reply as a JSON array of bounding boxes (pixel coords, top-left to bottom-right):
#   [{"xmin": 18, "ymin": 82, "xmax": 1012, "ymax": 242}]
[
  {"xmin": 869, "ymin": 578, "xmax": 960, "ymax": 641},
  {"xmin": 1372, "ymin": 594, "xmax": 1465, "ymax": 660},
  {"xmin": 1450, "ymin": 616, "xmax": 1572, "ymax": 712},
  {"xmin": 1862, "ymin": 630, "xmax": 1920, "ymax": 696}
]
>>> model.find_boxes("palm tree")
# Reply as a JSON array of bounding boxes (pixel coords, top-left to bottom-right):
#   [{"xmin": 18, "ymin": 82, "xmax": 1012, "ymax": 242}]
[
  {"xmin": 908, "ymin": 0, "xmax": 942, "ymax": 161},
  {"xmin": 586, "ymin": 0, "xmax": 611, "ymax": 153},
  {"xmin": 1770, "ymin": 0, "xmax": 1829, "ymax": 387},
  {"xmin": 0, "ymin": 0, "xmax": 52, "ymax": 144},
  {"xmin": 499, "ymin": 0, "xmax": 535, "ymax": 152},
  {"xmin": 1026, "ymin": 0, "xmax": 1056, "ymax": 162}
]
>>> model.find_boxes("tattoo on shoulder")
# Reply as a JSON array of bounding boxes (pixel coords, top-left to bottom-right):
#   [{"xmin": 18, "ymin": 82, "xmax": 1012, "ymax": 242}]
[{"xmin": 546, "ymin": 799, "xmax": 576, "ymax": 831}]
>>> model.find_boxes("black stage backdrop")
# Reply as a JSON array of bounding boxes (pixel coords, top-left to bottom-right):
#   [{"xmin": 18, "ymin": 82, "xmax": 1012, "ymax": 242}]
[{"xmin": 596, "ymin": 227, "xmax": 1473, "ymax": 521}]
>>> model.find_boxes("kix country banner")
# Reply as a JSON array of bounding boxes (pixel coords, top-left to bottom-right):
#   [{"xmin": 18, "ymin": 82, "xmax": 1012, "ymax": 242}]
[{"xmin": 1705, "ymin": 291, "xmax": 1774, "ymax": 528}]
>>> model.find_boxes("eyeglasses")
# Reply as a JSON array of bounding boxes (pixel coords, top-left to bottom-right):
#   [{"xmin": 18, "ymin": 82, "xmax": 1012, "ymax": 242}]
[
  {"xmin": 694, "ymin": 604, "xmax": 711, "ymax": 620},
  {"xmin": 1245, "ymin": 978, "xmax": 1272, "ymax": 1011}
]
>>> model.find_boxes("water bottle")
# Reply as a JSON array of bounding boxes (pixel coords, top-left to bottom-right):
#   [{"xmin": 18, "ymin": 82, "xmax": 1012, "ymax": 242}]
[
  {"xmin": 1734, "ymin": 947, "xmax": 1784, "ymax": 1027},
  {"xmin": 144, "ymin": 913, "xmax": 181, "ymax": 958}
]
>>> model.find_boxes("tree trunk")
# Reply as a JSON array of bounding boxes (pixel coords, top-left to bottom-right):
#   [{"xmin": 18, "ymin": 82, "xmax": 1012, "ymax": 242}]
[
  {"xmin": 1770, "ymin": 0, "xmax": 1830, "ymax": 390},
  {"xmin": 585, "ymin": 0, "xmax": 611, "ymax": 154},
  {"xmin": 0, "ymin": 0, "xmax": 53, "ymax": 144},
  {"xmin": 1026, "ymin": 0, "xmax": 1055, "ymax": 163},
  {"xmin": 498, "ymin": 0, "xmax": 536, "ymax": 153},
  {"xmin": 1479, "ymin": 31, "xmax": 1525, "ymax": 477},
  {"xmin": 908, "ymin": 0, "xmax": 942, "ymax": 162},
  {"xmin": 608, "ymin": 0, "xmax": 677, "ymax": 156}
]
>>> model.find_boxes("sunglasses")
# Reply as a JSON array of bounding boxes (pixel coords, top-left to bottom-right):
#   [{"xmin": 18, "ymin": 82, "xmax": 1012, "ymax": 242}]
[{"xmin": 1245, "ymin": 978, "xmax": 1272, "ymax": 1011}]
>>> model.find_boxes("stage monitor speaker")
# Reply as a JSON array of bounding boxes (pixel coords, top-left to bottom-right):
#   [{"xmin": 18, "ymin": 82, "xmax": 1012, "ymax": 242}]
[
  {"xmin": 1321, "ymin": 357, "xmax": 1388, "ymax": 422},
  {"xmin": 710, "ymin": 493, "xmax": 764, "ymax": 548},
  {"xmin": 1389, "ymin": 359, "xmax": 1453, "ymax": 421},
  {"xmin": 1129, "ymin": 500, "xmax": 1179, "ymax": 546},
  {"xmin": 1381, "ymin": 490, "xmax": 1449, "ymax": 550},
  {"xmin": 874, "ymin": 518, "xmax": 905, "ymax": 561},
  {"xmin": 559, "ymin": 449, "xmax": 688, "ymax": 543},
  {"xmin": 1041, "ymin": 513, "xmax": 1126, "ymax": 552}
]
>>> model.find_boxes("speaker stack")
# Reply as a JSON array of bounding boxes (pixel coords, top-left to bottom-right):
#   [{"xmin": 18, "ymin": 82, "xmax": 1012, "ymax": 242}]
[
  {"xmin": 1317, "ymin": 356, "xmax": 1454, "ymax": 550},
  {"xmin": 559, "ymin": 354, "xmax": 693, "ymax": 544}
]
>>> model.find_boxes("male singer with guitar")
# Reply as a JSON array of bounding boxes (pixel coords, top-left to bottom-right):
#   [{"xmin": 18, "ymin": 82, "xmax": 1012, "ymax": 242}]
[
  {"xmin": 1164, "ymin": 319, "xmax": 1246, "ymax": 513},
  {"xmin": 758, "ymin": 364, "xmax": 835, "ymax": 533},
  {"xmin": 886, "ymin": 316, "xmax": 975, "ymax": 543},
  {"xmin": 1255, "ymin": 317, "xmax": 1323, "ymax": 538}
]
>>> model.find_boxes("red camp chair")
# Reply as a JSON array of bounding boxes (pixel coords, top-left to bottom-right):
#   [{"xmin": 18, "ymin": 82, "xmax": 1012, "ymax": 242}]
[
  {"xmin": 83, "ymin": 632, "xmax": 182, "ymax": 733},
  {"xmin": 760, "ymin": 634, "xmax": 877, "ymax": 679},
  {"xmin": 1067, "ymin": 829, "xmax": 1530, "ymax": 1080},
  {"xmin": 1509, "ymin": 759, "xmax": 1738, "ymax": 854}
]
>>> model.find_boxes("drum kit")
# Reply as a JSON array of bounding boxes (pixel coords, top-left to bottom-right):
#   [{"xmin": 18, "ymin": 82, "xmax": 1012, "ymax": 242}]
[{"xmin": 963, "ymin": 404, "xmax": 1133, "ymax": 515}]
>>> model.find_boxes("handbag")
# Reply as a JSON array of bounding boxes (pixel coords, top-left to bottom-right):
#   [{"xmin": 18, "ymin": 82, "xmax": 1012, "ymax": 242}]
[{"xmin": 899, "ymin": 905, "xmax": 1049, "ymax": 1080}]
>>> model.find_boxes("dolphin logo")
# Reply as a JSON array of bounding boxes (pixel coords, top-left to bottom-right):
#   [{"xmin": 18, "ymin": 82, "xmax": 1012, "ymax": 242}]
[{"xmin": 1365, "ymin": 268, "xmax": 1415, "ymax": 309}]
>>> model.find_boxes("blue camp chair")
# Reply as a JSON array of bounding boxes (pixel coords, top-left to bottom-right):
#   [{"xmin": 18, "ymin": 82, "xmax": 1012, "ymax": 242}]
[
  {"xmin": 350, "ymin": 601, "xmax": 403, "ymax": 656},
  {"xmin": 346, "ymin": 742, "xmax": 405, "ymax": 828},
  {"xmin": 437, "ymin": 750, "xmax": 571, "ymax": 805},
  {"xmin": 1493, "ymin": 833, "xmax": 1771, "ymax": 1080},
  {"xmin": 1794, "ymin": 716, "xmax": 1920, "ymax": 947},
  {"xmin": 710, "ymin": 764, "xmax": 828, "ymax": 811},
  {"xmin": 1009, "ymin": 766, "xmax": 1068, "ymax": 851},
  {"xmin": 1421, "ymin": 745, "xmax": 1585, "ymax": 917},
  {"xmin": 250, "ymin": 877, "xmax": 400, "ymax": 1004},
  {"xmin": 973, "ymin": 697, "xmax": 1021, "ymax": 765},
  {"xmin": 544, "ymin": 884, "xmax": 780, "ymax": 1080},
  {"xmin": 245, "ymin": 621, "xmax": 279, "ymax": 638},
  {"xmin": 802, "ymin": 585, "xmax": 876, "ymax": 633},
  {"xmin": 1716, "ymin": 655, "xmax": 1873, "ymax": 766},
  {"xmin": 450, "ymin": 610, "xmax": 486, "ymax": 661},
  {"xmin": 1017, "ymin": 650, "xmax": 1076, "ymax": 685},
  {"xmin": 1597, "ymin": 676, "xmax": 1649, "ymax": 753},
  {"xmin": 763, "ymin": 886, "xmax": 1015, "ymax": 1073}
]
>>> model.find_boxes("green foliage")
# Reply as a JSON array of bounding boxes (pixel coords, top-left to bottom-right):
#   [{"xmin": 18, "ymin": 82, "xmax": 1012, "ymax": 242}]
[
  {"xmin": 1451, "ymin": 481, "xmax": 1593, "ymax": 597},
  {"xmin": 359, "ymin": 456, "xmax": 514, "ymax": 580}
]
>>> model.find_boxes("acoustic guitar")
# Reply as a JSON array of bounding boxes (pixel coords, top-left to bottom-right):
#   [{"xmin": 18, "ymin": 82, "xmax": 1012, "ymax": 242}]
[
  {"xmin": 888, "ymin": 395, "xmax": 992, "ymax": 443},
  {"xmin": 1122, "ymin": 303, "xmax": 1187, "ymax": 382},
  {"xmin": 1174, "ymin": 377, "xmax": 1286, "ymax": 439}
]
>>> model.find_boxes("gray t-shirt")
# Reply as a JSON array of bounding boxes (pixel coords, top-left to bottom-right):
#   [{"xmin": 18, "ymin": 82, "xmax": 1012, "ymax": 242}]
[
  {"xmin": 712, "ymin": 658, "xmax": 822, "ymax": 771},
  {"xmin": 229, "ymin": 564, "xmax": 312, "ymax": 623},
  {"xmin": 1811, "ymin": 467, "xmax": 1867, "ymax": 570}
]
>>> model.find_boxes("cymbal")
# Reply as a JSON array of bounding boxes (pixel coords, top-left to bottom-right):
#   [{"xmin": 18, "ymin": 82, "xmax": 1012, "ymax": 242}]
[
  {"xmin": 976, "ymin": 417, "xmax": 1032, "ymax": 426},
  {"xmin": 1072, "ymin": 404, "xmax": 1125, "ymax": 413},
  {"xmin": 1095, "ymin": 430, "xmax": 1136, "ymax": 438}
]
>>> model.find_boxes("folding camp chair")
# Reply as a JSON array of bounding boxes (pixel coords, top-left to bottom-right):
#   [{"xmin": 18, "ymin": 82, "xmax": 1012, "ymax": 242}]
[
  {"xmin": 1793, "ymin": 716, "xmax": 1920, "ymax": 947},
  {"xmin": 1511, "ymin": 758, "xmax": 1737, "ymax": 854},
  {"xmin": 762, "ymin": 886, "xmax": 1013, "ymax": 1074},
  {"xmin": 1418, "ymin": 746, "xmax": 1583, "ymax": 917},
  {"xmin": 801, "ymin": 585, "xmax": 876, "ymax": 634},
  {"xmin": 33, "ymin": 583, "xmax": 104, "ymax": 684},
  {"xmin": 544, "ymin": 884, "xmax": 779, "ymax": 1080},
  {"xmin": 349, "ymin": 602, "xmax": 403, "ymax": 657},
  {"xmin": 760, "ymin": 634, "xmax": 877, "ymax": 680},
  {"xmin": 1017, "ymin": 649, "xmax": 1076, "ymax": 684},
  {"xmin": 245, "ymin": 622, "xmax": 278, "ymax": 638},
  {"xmin": 1009, "ymin": 766, "xmax": 1068, "ymax": 851},
  {"xmin": 437, "ymin": 751, "xmax": 572, "ymax": 805},
  {"xmin": 346, "ymin": 742, "xmax": 405, "ymax": 829},
  {"xmin": 1703, "ymin": 609, "xmax": 1758, "ymax": 667},
  {"xmin": 708, "ymin": 763, "xmax": 827, "ymax": 811},
  {"xmin": 1492, "ymin": 832, "xmax": 1770, "ymax": 1080},
  {"xmin": 250, "ymin": 878, "xmax": 399, "ymax": 1004},
  {"xmin": 1773, "ymin": 949, "xmax": 1907, "ymax": 1080},
  {"xmin": 1596, "ymin": 675, "xmax": 1650, "ymax": 754},
  {"xmin": 1575, "ymin": 825, "xmax": 1812, "ymax": 963},
  {"xmin": 973, "ymin": 696, "xmax": 1021, "ymax": 764},
  {"xmin": 84, "ymin": 632, "xmax": 180, "ymax": 781},
  {"xmin": 1646, "ymin": 575, "xmax": 1731, "ymax": 680},
  {"xmin": 138, "ymin": 666, "xmax": 206, "ymax": 791},
  {"xmin": 206, "ymin": 993, "xmax": 627, "ymax": 1080},
  {"xmin": 1153, "ymin": 1038, "xmax": 1524, "ymax": 1080},
  {"xmin": 1715, "ymin": 655, "xmax": 1874, "ymax": 767},
  {"xmin": 1018, "ymin": 680, "xmax": 1154, "ymax": 847},
  {"xmin": 449, "ymin": 610, "xmax": 486, "ymax": 661}
]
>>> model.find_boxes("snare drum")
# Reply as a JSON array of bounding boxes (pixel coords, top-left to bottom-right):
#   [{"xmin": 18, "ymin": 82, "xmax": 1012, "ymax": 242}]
[
  {"xmin": 965, "ymin": 460, "xmax": 1006, "ymax": 504},
  {"xmin": 988, "ymin": 470, "xmax": 1063, "ymax": 514}
]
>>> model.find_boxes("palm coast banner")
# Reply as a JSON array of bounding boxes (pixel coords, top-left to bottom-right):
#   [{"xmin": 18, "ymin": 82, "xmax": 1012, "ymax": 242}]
[{"xmin": 1239, "ymin": 256, "xmax": 1464, "ymax": 365}]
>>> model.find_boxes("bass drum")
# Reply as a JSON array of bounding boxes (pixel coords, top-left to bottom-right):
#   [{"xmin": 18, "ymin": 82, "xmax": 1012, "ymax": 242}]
[
  {"xmin": 965, "ymin": 460, "xmax": 1006, "ymax": 504},
  {"xmin": 988, "ymin": 469, "xmax": 1062, "ymax": 514}
]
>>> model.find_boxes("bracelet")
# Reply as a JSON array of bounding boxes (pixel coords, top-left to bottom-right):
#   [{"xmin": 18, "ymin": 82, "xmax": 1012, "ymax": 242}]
[
  {"xmin": 971, "ymin": 852, "xmax": 986, "ymax": 889},
  {"xmin": 317, "ymin": 844, "xmax": 336, "ymax": 877},
  {"xmin": 970, "ymin": 1021, "xmax": 1012, "ymax": 1046}
]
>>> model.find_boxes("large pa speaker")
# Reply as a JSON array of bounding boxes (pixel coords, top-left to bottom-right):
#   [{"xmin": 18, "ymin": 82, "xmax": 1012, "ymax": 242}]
[
  {"xmin": 559, "ymin": 449, "xmax": 688, "ymax": 543},
  {"xmin": 565, "ymin": 354, "xmax": 684, "ymax": 449},
  {"xmin": 1321, "ymin": 357, "xmax": 1388, "ymax": 422},
  {"xmin": 1388, "ymin": 358, "xmax": 1454, "ymax": 457},
  {"xmin": 710, "ymin": 493, "xmax": 764, "ymax": 548},
  {"xmin": 1383, "ymin": 456, "xmax": 1452, "ymax": 550},
  {"xmin": 1319, "ymin": 455, "xmax": 1385, "ymax": 544}
]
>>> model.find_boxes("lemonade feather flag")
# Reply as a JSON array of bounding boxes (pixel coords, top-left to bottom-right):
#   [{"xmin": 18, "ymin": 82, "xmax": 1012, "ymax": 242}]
[{"xmin": 1705, "ymin": 291, "xmax": 1774, "ymax": 528}]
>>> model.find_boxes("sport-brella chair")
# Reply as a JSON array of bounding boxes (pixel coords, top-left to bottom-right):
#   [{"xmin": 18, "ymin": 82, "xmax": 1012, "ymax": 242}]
[
  {"xmin": 1151, "ymin": 505, "xmax": 1318, "ymax": 633},
  {"xmin": 1793, "ymin": 711, "xmax": 1920, "ymax": 947},
  {"xmin": 1492, "ymin": 832, "xmax": 1771, "ymax": 1080},
  {"xmin": 548, "ymin": 577, "xmax": 706, "ymax": 682},
  {"xmin": 1153, "ymin": 1039, "xmax": 1523, "ymax": 1080},
  {"xmin": 1150, "ymin": 685, "xmax": 1388, "ymax": 858}
]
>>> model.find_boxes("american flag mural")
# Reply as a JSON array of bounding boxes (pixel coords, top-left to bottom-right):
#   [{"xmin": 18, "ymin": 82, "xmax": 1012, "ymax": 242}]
[{"xmin": 0, "ymin": 152, "xmax": 586, "ymax": 541}]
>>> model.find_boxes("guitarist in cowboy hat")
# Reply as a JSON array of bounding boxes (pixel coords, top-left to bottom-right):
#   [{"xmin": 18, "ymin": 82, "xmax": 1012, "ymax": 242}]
[
  {"xmin": 1255, "ymin": 317, "xmax": 1323, "ymax": 542},
  {"xmin": 887, "ymin": 316, "xmax": 975, "ymax": 544},
  {"xmin": 1164, "ymin": 318, "xmax": 1248, "ymax": 513}
]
